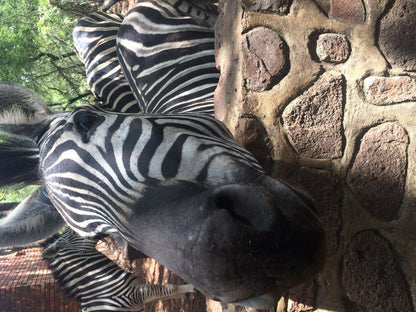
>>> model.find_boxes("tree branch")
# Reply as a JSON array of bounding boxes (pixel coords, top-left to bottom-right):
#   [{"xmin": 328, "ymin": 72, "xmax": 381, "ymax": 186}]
[{"xmin": 31, "ymin": 51, "xmax": 77, "ymax": 62}]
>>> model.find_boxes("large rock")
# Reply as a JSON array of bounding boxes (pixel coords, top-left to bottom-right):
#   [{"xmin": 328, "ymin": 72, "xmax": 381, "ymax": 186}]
[
  {"xmin": 316, "ymin": 33, "xmax": 350, "ymax": 63},
  {"xmin": 282, "ymin": 71, "xmax": 345, "ymax": 159},
  {"xmin": 343, "ymin": 231, "xmax": 414, "ymax": 311},
  {"xmin": 241, "ymin": 27, "xmax": 289, "ymax": 91},
  {"xmin": 347, "ymin": 122, "xmax": 408, "ymax": 221},
  {"xmin": 329, "ymin": 0, "xmax": 365, "ymax": 24},
  {"xmin": 378, "ymin": 0, "xmax": 416, "ymax": 71},
  {"xmin": 312, "ymin": 0, "xmax": 365, "ymax": 24},
  {"xmin": 363, "ymin": 76, "xmax": 416, "ymax": 105}
]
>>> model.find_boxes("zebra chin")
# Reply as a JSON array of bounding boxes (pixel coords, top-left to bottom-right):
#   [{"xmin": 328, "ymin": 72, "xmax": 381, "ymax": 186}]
[{"xmin": 124, "ymin": 176, "xmax": 327, "ymax": 308}]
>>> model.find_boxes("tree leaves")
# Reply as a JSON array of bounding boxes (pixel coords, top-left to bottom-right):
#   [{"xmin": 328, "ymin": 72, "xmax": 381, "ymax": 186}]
[{"xmin": 0, "ymin": 0, "xmax": 93, "ymax": 109}]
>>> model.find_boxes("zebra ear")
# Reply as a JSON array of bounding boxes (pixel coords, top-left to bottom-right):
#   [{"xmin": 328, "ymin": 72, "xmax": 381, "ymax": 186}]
[
  {"xmin": 0, "ymin": 83, "xmax": 52, "ymax": 126},
  {"xmin": 0, "ymin": 185, "xmax": 66, "ymax": 248}
]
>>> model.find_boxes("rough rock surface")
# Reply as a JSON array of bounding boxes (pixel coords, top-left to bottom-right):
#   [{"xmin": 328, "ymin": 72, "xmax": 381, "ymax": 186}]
[
  {"xmin": 328, "ymin": 0, "xmax": 365, "ymax": 24},
  {"xmin": 288, "ymin": 281, "xmax": 315, "ymax": 312},
  {"xmin": 289, "ymin": 168, "xmax": 341, "ymax": 255},
  {"xmin": 363, "ymin": 76, "xmax": 416, "ymax": 105},
  {"xmin": 241, "ymin": 0, "xmax": 291, "ymax": 14},
  {"xmin": 347, "ymin": 122, "xmax": 408, "ymax": 221},
  {"xmin": 282, "ymin": 71, "xmax": 345, "ymax": 159},
  {"xmin": 378, "ymin": 0, "xmax": 416, "ymax": 71},
  {"xmin": 234, "ymin": 116, "xmax": 274, "ymax": 173},
  {"xmin": 343, "ymin": 231, "xmax": 414, "ymax": 312},
  {"xmin": 316, "ymin": 33, "xmax": 350, "ymax": 63},
  {"xmin": 312, "ymin": 0, "xmax": 365, "ymax": 23},
  {"xmin": 241, "ymin": 27, "xmax": 289, "ymax": 91}
]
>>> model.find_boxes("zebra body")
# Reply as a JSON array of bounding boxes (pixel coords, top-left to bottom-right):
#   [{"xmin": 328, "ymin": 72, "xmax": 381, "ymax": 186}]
[{"xmin": 43, "ymin": 228, "xmax": 194, "ymax": 312}]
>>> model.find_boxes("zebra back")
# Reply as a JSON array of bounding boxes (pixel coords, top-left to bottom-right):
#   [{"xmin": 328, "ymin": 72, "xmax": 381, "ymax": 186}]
[
  {"xmin": 73, "ymin": 12, "xmax": 141, "ymax": 113},
  {"xmin": 117, "ymin": 0, "xmax": 219, "ymax": 115},
  {"xmin": 164, "ymin": 0, "xmax": 218, "ymax": 25}
]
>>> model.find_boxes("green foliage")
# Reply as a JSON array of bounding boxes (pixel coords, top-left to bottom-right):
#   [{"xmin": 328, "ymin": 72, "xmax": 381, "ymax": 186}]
[
  {"xmin": 0, "ymin": 0, "xmax": 40, "ymax": 83},
  {"xmin": 0, "ymin": 185, "xmax": 39, "ymax": 203},
  {"xmin": 0, "ymin": 0, "xmax": 94, "ymax": 110}
]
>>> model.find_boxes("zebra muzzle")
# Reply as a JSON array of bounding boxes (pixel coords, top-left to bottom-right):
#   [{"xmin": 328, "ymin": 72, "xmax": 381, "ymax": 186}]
[{"xmin": 128, "ymin": 178, "xmax": 327, "ymax": 308}]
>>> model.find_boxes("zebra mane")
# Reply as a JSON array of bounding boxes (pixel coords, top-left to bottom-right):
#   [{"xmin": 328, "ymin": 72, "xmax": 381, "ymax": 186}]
[
  {"xmin": 0, "ymin": 83, "xmax": 52, "ymax": 125},
  {"xmin": 165, "ymin": 0, "xmax": 218, "ymax": 25},
  {"xmin": 0, "ymin": 131, "xmax": 41, "ymax": 188}
]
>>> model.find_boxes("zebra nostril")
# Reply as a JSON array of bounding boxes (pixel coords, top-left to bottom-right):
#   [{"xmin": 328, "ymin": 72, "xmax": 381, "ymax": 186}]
[
  {"xmin": 211, "ymin": 185, "xmax": 278, "ymax": 230},
  {"xmin": 213, "ymin": 190, "xmax": 252, "ymax": 227}
]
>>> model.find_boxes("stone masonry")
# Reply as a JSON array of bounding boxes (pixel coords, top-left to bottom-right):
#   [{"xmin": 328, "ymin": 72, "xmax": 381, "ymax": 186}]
[
  {"xmin": 111, "ymin": 1, "xmax": 416, "ymax": 311},
  {"xmin": 214, "ymin": 0, "xmax": 416, "ymax": 311}
]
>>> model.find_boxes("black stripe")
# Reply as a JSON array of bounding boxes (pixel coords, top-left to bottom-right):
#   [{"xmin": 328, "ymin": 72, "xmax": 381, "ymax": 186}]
[{"xmin": 161, "ymin": 134, "xmax": 187, "ymax": 178}]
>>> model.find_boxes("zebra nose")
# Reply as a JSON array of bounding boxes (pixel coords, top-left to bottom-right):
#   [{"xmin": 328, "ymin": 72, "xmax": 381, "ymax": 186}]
[
  {"xmin": 259, "ymin": 176, "xmax": 323, "ymax": 231},
  {"xmin": 210, "ymin": 184, "xmax": 280, "ymax": 231}
]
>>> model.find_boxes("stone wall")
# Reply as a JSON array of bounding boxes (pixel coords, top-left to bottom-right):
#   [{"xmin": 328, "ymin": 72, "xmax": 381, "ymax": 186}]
[{"xmin": 214, "ymin": 0, "xmax": 416, "ymax": 311}]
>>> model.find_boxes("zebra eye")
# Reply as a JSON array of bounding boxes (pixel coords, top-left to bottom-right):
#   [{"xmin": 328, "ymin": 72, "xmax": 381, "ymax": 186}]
[{"xmin": 73, "ymin": 110, "xmax": 104, "ymax": 143}]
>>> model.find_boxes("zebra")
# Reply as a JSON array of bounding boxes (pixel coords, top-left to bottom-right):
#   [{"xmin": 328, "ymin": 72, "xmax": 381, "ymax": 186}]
[
  {"xmin": 0, "ymin": 100, "xmax": 326, "ymax": 308},
  {"xmin": 42, "ymin": 227, "xmax": 194, "ymax": 311},
  {"xmin": 0, "ymin": 0, "xmax": 220, "ymax": 247},
  {"xmin": 72, "ymin": 0, "xmax": 219, "ymax": 114},
  {"xmin": 101, "ymin": 0, "xmax": 123, "ymax": 11},
  {"xmin": 0, "ymin": 0, "xmax": 327, "ymax": 309},
  {"xmin": 73, "ymin": 11, "xmax": 140, "ymax": 113}
]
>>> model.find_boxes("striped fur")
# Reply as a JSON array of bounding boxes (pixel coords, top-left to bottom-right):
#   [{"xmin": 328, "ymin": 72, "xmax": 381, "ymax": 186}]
[
  {"xmin": 117, "ymin": 0, "xmax": 218, "ymax": 114},
  {"xmin": 43, "ymin": 228, "xmax": 194, "ymax": 312},
  {"xmin": 39, "ymin": 105, "xmax": 263, "ymax": 237},
  {"xmin": 73, "ymin": 12, "xmax": 140, "ymax": 113}
]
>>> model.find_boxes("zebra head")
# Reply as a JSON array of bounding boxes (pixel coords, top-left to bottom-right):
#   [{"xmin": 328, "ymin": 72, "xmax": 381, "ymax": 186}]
[{"xmin": 32, "ymin": 104, "xmax": 327, "ymax": 308}]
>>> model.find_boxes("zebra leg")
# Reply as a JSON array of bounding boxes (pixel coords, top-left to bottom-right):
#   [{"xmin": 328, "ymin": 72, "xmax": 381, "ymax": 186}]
[
  {"xmin": 130, "ymin": 283, "xmax": 195, "ymax": 308},
  {"xmin": 0, "ymin": 186, "xmax": 65, "ymax": 248},
  {"xmin": 43, "ymin": 228, "xmax": 194, "ymax": 312}
]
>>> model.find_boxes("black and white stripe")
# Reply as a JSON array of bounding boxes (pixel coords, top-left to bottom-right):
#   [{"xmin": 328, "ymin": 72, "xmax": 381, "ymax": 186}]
[
  {"xmin": 73, "ymin": 12, "xmax": 140, "ymax": 113},
  {"xmin": 43, "ymin": 228, "xmax": 194, "ymax": 312},
  {"xmin": 117, "ymin": 0, "xmax": 219, "ymax": 114},
  {"xmin": 39, "ymin": 106, "xmax": 263, "ymax": 238}
]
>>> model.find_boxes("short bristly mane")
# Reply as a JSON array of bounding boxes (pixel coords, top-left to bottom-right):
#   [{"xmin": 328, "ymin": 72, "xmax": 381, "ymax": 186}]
[
  {"xmin": 0, "ymin": 83, "xmax": 52, "ymax": 125},
  {"xmin": 0, "ymin": 83, "xmax": 52, "ymax": 188}
]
